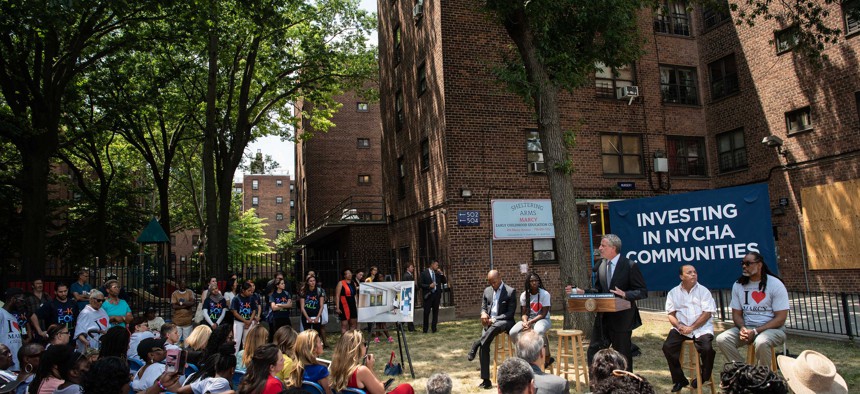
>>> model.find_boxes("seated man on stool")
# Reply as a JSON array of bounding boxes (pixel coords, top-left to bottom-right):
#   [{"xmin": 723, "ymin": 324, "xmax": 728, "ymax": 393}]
[
  {"xmin": 467, "ymin": 270, "xmax": 517, "ymax": 389},
  {"xmin": 516, "ymin": 330, "xmax": 569, "ymax": 394},
  {"xmin": 716, "ymin": 252, "xmax": 789, "ymax": 368},
  {"xmin": 663, "ymin": 264, "xmax": 716, "ymax": 392}
]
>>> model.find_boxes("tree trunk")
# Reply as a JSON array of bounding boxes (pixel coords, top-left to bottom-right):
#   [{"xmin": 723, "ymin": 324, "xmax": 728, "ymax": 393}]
[
  {"xmin": 502, "ymin": 10, "xmax": 594, "ymax": 336},
  {"xmin": 19, "ymin": 142, "xmax": 52, "ymax": 279},
  {"xmin": 204, "ymin": 0, "xmax": 223, "ymax": 280},
  {"xmin": 157, "ymin": 170, "xmax": 172, "ymax": 259}
]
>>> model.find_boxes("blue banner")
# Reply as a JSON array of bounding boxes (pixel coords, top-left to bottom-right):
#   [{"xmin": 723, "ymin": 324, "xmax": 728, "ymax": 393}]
[{"xmin": 608, "ymin": 184, "xmax": 778, "ymax": 291}]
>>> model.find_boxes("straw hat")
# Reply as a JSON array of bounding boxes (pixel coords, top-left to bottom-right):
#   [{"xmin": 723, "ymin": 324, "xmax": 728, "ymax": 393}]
[{"xmin": 777, "ymin": 350, "xmax": 847, "ymax": 394}]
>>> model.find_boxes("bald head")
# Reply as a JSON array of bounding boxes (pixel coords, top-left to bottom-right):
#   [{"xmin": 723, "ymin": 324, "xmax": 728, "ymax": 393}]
[{"xmin": 487, "ymin": 270, "xmax": 502, "ymax": 290}]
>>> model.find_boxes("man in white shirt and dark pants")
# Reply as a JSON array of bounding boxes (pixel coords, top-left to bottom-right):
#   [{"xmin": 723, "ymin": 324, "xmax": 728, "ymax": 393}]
[{"xmin": 663, "ymin": 264, "xmax": 717, "ymax": 392}]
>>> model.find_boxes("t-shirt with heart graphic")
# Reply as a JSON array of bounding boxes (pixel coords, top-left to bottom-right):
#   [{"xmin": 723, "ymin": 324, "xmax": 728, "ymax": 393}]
[{"xmin": 729, "ymin": 274, "xmax": 789, "ymax": 327}]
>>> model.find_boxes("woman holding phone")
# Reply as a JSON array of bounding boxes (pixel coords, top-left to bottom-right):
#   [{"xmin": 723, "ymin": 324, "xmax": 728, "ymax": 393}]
[{"xmin": 329, "ymin": 330, "xmax": 414, "ymax": 394}]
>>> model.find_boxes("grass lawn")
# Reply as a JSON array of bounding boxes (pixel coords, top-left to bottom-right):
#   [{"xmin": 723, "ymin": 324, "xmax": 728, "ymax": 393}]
[{"xmin": 317, "ymin": 313, "xmax": 859, "ymax": 393}]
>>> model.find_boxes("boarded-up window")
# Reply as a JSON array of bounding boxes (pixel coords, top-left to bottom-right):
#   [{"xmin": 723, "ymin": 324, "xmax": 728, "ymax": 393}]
[{"xmin": 801, "ymin": 179, "xmax": 860, "ymax": 270}]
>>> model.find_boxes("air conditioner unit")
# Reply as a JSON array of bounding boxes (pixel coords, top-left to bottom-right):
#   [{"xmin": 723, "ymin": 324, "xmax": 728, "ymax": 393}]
[
  {"xmin": 529, "ymin": 162, "xmax": 547, "ymax": 173},
  {"xmin": 616, "ymin": 85, "xmax": 639, "ymax": 99}
]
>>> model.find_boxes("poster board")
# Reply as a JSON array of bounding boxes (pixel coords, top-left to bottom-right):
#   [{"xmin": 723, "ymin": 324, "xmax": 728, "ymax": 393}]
[
  {"xmin": 491, "ymin": 199, "xmax": 555, "ymax": 239},
  {"xmin": 801, "ymin": 179, "xmax": 860, "ymax": 270},
  {"xmin": 357, "ymin": 281, "xmax": 415, "ymax": 323}
]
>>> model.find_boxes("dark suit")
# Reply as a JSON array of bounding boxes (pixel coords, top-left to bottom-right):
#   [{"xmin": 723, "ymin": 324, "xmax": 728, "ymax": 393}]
[
  {"xmin": 419, "ymin": 268, "xmax": 445, "ymax": 332},
  {"xmin": 477, "ymin": 283, "xmax": 517, "ymax": 381},
  {"xmin": 531, "ymin": 364, "xmax": 570, "ymax": 394},
  {"xmin": 587, "ymin": 256, "xmax": 647, "ymax": 371},
  {"xmin": 403, "ymin": 270, "xmax": 415, "ymax": 331}
]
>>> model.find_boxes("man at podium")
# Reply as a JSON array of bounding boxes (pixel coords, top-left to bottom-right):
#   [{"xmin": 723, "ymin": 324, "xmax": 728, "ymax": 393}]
[{"xmin": 567, "ymin": 234, "xmax": 647, "ymax": 372}]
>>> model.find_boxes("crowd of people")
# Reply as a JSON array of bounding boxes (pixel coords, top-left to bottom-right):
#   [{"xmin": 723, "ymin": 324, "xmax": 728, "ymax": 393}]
[{"xmin": 0, "ymin": 240, "xmax": 850, "ymax": 394}]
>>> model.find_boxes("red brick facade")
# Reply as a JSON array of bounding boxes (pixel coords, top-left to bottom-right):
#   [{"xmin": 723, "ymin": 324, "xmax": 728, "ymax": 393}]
[
  {"xmin": 376, "ymin": 0, "xmax": 860, "ymax": 315},
  {"xmin": 294, "ymin": 91, "xmax": 391, "ymax": 282},
  {"xmin": 238, "ymin": 174, "xmax": 293, "ymax": 245}
]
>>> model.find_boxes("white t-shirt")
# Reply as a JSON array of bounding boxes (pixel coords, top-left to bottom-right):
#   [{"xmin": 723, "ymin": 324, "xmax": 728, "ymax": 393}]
[
  {"xmin": 0, "ymin": 308, "xmax": 23, "ymax": 371},
  {"xmin": 131, "ymin": 363, "xmax": 167, "ymax": 392},
  {"xmin": 729, "ymin": 275, "xmax": 789, "ymax": 328},
  {"xmin": 519, "ymin": 288, "xmax": 551, "ymax": 320},
  {"xmin": 128, "ymin": 331, "xmax": 155, "ymax": 362},
  {"xmin": 190, "ymin": 377, "xmax": 232, "ymax": 394}
]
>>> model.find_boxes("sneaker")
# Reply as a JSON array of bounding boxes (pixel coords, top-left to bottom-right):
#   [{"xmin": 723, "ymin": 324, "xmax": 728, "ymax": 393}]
[
  {"xmin": 388, "ymin": 336, "xmax": 394, "ymax": 343},
  {"xmin": 374, "ymin": 337, "xmax": 381, "ymax": 343}
]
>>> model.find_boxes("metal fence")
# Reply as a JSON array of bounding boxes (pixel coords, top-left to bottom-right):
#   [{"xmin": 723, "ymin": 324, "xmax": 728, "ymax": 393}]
[
  {"xmin": 4, "ymin": 252, "xmax": 294, "ymax": 322},
  {"xmin": 638, "ymin": 289, "xmax": 860, "ymax": 340}
]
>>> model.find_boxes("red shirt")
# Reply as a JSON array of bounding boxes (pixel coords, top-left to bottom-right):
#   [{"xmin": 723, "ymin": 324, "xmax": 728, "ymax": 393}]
[{"xmin": 262, "ymin": 375, "xmax": 284, "ymax": 394}]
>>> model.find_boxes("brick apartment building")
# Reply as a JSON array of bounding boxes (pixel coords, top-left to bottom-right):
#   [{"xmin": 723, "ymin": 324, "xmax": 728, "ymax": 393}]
[
  {"xmin": 235, "ymin": 173, "xmax": 295, "ymax": 246},
  {"xmin": 376, "ymin": 0, "xmax": 860, "ymax": 314},
  {"xmin": 294, "ymin": 91, "xmax": 390, "ymax": 290}
]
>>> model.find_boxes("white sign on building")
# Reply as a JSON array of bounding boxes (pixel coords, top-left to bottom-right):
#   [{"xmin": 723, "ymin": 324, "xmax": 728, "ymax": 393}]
[{"xmin": 491, "ymin": 199, "xmax": 555, "ymax": 240}]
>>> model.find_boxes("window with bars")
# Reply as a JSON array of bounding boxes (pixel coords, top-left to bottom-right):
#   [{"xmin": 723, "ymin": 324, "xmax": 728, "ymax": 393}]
[
  {"xmin": 276, "ymin": 196, "xmax": 283, "ymax": 204},
  {"xmin": 717, "ymin": 129, "xmax": 748, "ymax": 172},
  {"xmin": 709, "ymin": 54, "xmax": 738, "ymax": 100},
  {"xmin": 654, "ymin": 0, "xmax": 691, "ymax": 36},
  {"xmin": 601, "ymin": 133, "xmax": 643, "ymax": 175},
  {"xmin": 660, "ymin": 66, "xmax": 699, "ymax": 105},
  {"xmin": 595, "ymin": 62, "xmax": 635, "ymax": 98},
  {"xmin": 667, "ymin": 136, "xmax": 707, "ymax": 177}
]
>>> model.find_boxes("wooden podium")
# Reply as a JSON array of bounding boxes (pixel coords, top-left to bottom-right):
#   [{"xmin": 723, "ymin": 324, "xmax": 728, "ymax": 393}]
[{"xmin": 567, "ymin": 294, "xmax": 630, "ymax": 313}]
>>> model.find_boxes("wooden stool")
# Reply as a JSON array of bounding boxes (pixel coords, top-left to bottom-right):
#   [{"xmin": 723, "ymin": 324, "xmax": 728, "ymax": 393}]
[
  {"xmin": 491, "ymin": 332, "xmax": 514, "ymax": 383},
  {"xmin": 746, "ymin": 342, "xmax": 782, "ymax": 371},
  {"xmin": 555, "ymin": 329, "xmax": 588, "ymax": 392},
  {"xmin": 679, "ymin": 340, "xmax": 716, "ymax": 394}
]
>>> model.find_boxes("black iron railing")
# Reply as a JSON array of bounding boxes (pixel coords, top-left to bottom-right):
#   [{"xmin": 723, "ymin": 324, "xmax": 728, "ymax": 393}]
[{"xmin": 638, "ymin": 289, "xmax": 860, "ymax": 339}]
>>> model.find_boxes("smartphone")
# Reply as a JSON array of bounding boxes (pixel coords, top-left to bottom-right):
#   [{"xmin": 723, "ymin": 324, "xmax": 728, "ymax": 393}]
[
  {"xmin": 165, "ymin": 348, "xmax": 187, "ymax": 374},
  {"xmin": 384, "ymin": 378, "xmax": 395, "ymax": 391}
]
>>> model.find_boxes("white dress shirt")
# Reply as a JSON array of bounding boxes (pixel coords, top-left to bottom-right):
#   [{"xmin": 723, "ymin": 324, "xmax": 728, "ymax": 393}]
[{"xmin": 665, "ymin": 282, "xmax": 716, "ymax": 338}]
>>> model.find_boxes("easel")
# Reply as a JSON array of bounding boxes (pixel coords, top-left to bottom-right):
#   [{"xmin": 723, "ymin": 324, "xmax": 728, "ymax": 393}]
[{"xmin": 365, "ymin": 321, "xmax": 415, "ymax": 378}]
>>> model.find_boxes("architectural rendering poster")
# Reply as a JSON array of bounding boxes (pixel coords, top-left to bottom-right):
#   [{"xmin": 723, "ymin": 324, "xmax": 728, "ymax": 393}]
[
  {"xmin": 609, "ymin": 183, "xmax": 778, "ymax": 291},
  {"xmin": 492, "ymin": 199, "xmax": 555, "ymax": 240},
  {"xmin": 357, "ymin": 281, "xmax": 415, "ymax": 323}
]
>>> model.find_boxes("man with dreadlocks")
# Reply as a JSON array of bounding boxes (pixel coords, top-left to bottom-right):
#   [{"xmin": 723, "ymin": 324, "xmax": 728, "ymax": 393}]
[{"xmin": 716, "ymin": 252, "xmax": 789, "ymax": 367}]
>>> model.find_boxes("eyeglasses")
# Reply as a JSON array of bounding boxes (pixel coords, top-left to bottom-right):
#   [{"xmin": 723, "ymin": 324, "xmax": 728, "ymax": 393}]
[
  {"xmin": 741, "ymin": 260, "xmax": 758, "ymax": 267},
  {"xmin": 93, "ymin": 298, "xmax": 105, "ymax": 303}
]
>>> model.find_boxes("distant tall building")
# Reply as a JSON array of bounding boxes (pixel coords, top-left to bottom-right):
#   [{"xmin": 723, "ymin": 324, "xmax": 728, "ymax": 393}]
[
  {"xmin": 375, "ymin": 0, "xmax": 860, "ymax": 313},
  {"xmin": 294, "ymin": 90, "xmax": 390, "ymax": 287},
  {"xmin": 236, "ymin": 174, "xmax": 293, "ymax": 246}
]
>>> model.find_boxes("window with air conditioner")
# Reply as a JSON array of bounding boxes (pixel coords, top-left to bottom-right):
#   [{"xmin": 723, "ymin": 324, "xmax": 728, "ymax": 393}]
[
  {"xmin": 786, "ymin": 107, "xmax": 813, "ymax": 134},
  {"xmin": 595, "ymin": 62, "xmax": 635, "ymax": 99},
  {"xmin": 533, "ymin": 239, "xmax": 557, "ymax": 264},
  {"xmin": 526, "ymin": 130, "xmax": 546, "ymax": 173}
]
